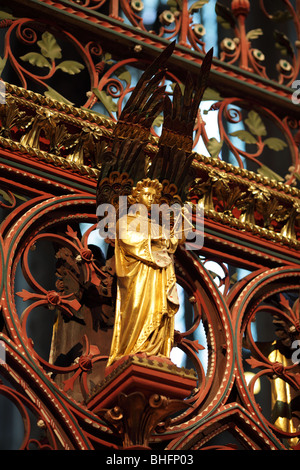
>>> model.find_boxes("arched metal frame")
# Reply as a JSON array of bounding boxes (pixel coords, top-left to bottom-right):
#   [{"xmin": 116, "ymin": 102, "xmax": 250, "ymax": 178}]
[{"xmin": 1, "ymin": 0, "xmax": 300, "ymax": 451}]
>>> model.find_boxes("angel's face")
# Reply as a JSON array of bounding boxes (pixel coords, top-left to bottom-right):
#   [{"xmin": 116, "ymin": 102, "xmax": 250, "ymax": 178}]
[{"xmin": 137, "ymin": 187, "xmax": 157, "ymax": 210}]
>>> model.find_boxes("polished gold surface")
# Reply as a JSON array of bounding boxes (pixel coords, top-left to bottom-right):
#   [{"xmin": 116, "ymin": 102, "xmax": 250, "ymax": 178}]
[
  {"xmin": 106, "ymin": 179, "xmax": 183, "ymax": 367},
  {"xmin": 268, "ymin": 347, "xmax": 299, "ymax": 446}
]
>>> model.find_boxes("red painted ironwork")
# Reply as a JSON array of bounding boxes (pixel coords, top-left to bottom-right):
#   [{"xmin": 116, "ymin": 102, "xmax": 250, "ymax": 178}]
[{"xmin": 0, "ymin": 0, "xmax": 300, "ymax": 452}]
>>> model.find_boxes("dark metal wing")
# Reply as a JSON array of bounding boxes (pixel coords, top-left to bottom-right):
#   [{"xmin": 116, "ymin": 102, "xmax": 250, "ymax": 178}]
[
  {"xmin": 96, "ymin": 41, "xmax": 176, "ymax": 205},
  {"xmin": 148, "ymin": 48, "xmax": 213, "ymax": 201}
]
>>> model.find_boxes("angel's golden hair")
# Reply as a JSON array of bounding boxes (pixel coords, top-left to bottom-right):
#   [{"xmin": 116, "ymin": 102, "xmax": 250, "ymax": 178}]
[{"xmin": 128, "ymin": 178, "xmax": 162, "ymax": 205}]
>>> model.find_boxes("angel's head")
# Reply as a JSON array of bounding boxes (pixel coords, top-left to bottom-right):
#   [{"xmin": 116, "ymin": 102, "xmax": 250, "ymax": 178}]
[{"xmin": 128, "ymin": 178, "xmax": 162, "ymax": 210}]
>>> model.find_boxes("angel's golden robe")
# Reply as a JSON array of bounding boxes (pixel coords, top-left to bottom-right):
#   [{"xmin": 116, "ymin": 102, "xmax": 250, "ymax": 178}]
[{"xmin": 107, "ymin": 213, "xmax": 180, "ymax": 366}]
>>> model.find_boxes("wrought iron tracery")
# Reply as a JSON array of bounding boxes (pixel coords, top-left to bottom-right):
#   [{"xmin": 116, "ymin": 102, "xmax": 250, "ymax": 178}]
[
  {"xmin": 20, "ymin": 0, "xmax": 299, "ymax": 87},
  {"xmin": 1, "ymin": 1, "xmax": 300, "ymax": 184},
  {"xmin": 1, "ymin": 0, "xmax": 300, "ymax": 451}
]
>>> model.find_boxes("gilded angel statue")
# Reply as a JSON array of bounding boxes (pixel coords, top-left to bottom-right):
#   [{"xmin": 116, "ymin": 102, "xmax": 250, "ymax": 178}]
[
  {"xmin": 96, "ymin": 42, "xmax": 213, "ymax": 369},
  {"xmin": 107, "ymin": 178, "xmax": 181, "ymax": 366}
]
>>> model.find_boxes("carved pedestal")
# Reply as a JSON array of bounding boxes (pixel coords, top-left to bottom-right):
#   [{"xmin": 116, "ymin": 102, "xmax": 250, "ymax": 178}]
[{"xmin": 86, "ymin": 355, "xmax": 197, "ymax": 449}]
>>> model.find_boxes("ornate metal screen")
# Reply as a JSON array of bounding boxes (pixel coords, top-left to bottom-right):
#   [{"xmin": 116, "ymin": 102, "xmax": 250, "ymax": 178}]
[{"xmin": 0, "ymin": 0, "xmax": 300, "ymax": 451}]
